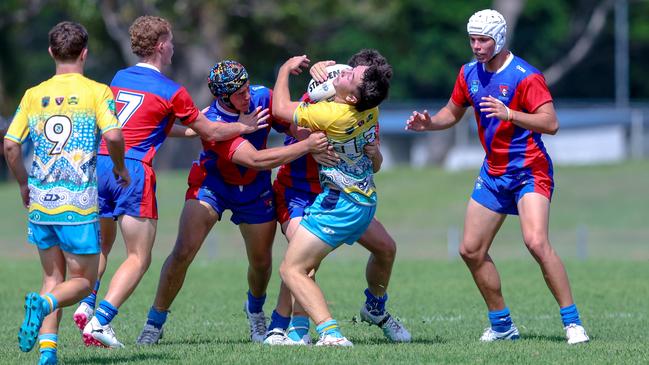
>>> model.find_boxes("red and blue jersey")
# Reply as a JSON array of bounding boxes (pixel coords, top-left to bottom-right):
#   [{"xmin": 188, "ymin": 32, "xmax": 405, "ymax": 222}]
[
  {"xmin": 451, "ymin": 54, "xmax": 553, "ymax": 176},
  {"xmin": 196, "ymin": 85, "xmax": 289, "ymax": 196},
  {"xmin": 275, "ymin": 135, "xmax": 322, "ymax": 194},
  {"xmin": 98, "ymin": 64, "xmax": 199, "ymax": 164}
]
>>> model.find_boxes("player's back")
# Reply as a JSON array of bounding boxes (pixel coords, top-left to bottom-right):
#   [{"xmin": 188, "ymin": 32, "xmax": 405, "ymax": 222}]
[
  {"xmin": 294, "ymin": 101, "xmax": 379, "ymax": 205},
  {"xmin": 5, "ymin": 73, "xmax": 119, "ymax": 224},
  {"xmin": 99, "ymin": 64, "xmax": 198, "ymax": 164}
]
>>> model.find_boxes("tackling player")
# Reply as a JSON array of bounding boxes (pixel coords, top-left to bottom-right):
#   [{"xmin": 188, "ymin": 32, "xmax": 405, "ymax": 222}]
[
  {"xmin": 264, "ymin": 50, "xmax": 410, "ymax": 345},
  {"xmin": 406, "ymin": 9, "xmax": 589, "ymax": 344},
  {"xmin": 5, "ymin": 21, "xmax": 129, "ymax": 365},
  {"xmin": 135, "ymin": 60, "xmax": 328, "ymax": 345},
  {"xmin": 273, "ymin": 54, "xmax": 393, "ymax": 346},
  {"xmin": 75, "ymin": 16, "xmax": 268, "ymax": 348}
]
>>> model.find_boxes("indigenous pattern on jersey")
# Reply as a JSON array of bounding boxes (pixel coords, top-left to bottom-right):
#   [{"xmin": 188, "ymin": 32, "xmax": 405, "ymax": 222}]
[
  {"xmin": 189, "ymin": 85, "xmax": 289, "ymax": 201},
  {"xmin": 451, "ymin": 54, "xmax": 554, "ymax": 178},
  {"xmin": 5, "ymin": 73, "xmax": 119, "ymax": 225},
  {"xmin": 293, "ymin": 101, "xmax": 378, "ymax": 205},
  {"xmin": 98, "ymin": 64, "xmax": 200, "ymax": 164}
]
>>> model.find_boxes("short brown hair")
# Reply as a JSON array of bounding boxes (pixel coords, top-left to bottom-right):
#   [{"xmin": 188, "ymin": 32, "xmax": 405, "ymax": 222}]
[
  {"xmin": 129, "ymin": 16, "xmax": 171, "ymax": 58},
  {"xmin": 48, "ymin": 21, "xmax": 88, "ymax": 61}
]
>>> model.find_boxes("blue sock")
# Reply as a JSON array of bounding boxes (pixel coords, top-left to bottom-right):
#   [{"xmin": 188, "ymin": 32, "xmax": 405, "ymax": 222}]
[
  {"xmin": 80, "ymin": 280, "xmax": 100, "ymax": 308},
  {"xmin": 364, "ymin": 288, "xmax": 388, "ymax": 316},
  {"xmin": 560, "ymin": 304, "xmax": 582, "ymax": 327},
  {"xmin": 38, "ymin": 333, "xmax": 58, "ymax": 353},
  {"xmin": 268, "ymin": 310, "xmax": 291, "ymax": 331},
  {"xmin": 316, "ymin": 319, "xmax": 343, "ymax": 339},
  {"xmin": 42, "ymin": 293, "xmax": 58, "ymax": 315},
  {"xmin": 247, "ymin": 291, "xmax": 266, "ymax": 314},
  {"xmin": 95, "ymin": 300, "xmax": 118, "ymax": 326},
  {"xmin": 488, "ymin": 307, "xmax": 513, "ymax": 333},
  {"xmin": 287, "ymin": 315, "xmax": 310, "ymax": 341},
  {"xmin": 146, "ymin": 307, "xmax": 169, "ymax": 329}
]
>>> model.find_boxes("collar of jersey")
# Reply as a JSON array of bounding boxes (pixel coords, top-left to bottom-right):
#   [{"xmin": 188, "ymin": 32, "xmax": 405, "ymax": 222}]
[
  {"xmin": 481, "ymin": 52, "xmax": 514, "ymax": 74},
  {"xmin": 135, "ymin": 62, "xmax": 161, "ymax": 73},
  {"xmin": 213, "ymin": 99, "xmax": 240, "ymax": 117}
]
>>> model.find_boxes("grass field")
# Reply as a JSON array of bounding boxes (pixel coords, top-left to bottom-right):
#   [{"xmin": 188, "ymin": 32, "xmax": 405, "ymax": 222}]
[{"xmin": 1, "ymin": 162, "xmax": 648, "ymax": 364}]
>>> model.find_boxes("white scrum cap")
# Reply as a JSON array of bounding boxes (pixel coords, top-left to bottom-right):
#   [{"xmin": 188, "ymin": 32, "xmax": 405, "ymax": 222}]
[{"xmin": 467, "ymin": 9, "xmax": 507, "ymax": 57}]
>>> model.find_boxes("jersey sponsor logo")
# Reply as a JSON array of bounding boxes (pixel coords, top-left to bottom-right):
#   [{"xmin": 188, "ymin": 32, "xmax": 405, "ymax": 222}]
[
  {"xmin": 516, "ymin": 65, "xmax": 526, "ymax": 73},
  {"xmin": 55, "ymin": 96, "xmax": 65, "ymax": 105},
  {"xmin": 499, "ymin": 85, "xmax": 509, "ymax": 97},
  {"xmin": 321, "ymin": 227, "xmax": 336, "ymax": 235},
  {"xmin": 68, "ymin": 95, "xmax": 79, "ymax": 105},
  {"xmin": 43, "ymin": 193, "xmax": 62, "ymax": 202},
  {"xmin": 471, "ymin": 80, "xmax": 479, "ymax": 94},
  {"xmin": 41, "ymin": 96, "xmax": 50, "ymax": 107}
]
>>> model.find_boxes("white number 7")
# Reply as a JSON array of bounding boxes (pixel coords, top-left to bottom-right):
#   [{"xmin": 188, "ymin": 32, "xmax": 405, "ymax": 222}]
[
  {"xmin": 44, "ymin": 115, "xmax": 72, "ymax": 155},
  {"xmin": 115, "ymin": 90, "xmax": 144, "ymax": 127}
]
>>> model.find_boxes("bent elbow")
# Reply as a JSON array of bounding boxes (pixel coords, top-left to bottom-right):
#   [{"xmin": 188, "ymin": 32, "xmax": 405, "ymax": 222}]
[{"xmin": 547, "ymin": 123, "xmax": 559, "ymax": 135}]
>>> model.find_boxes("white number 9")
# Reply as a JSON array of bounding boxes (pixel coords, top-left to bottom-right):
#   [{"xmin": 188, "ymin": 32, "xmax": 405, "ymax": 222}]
[{"xmin": 44, "ymin": 115, "xmax": 72, "ymax": 155}]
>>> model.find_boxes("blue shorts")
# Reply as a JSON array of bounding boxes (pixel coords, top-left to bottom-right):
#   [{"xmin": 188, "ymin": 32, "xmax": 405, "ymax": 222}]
[
  {"xmin": 300, "ymin": 187, "xmax": 376, "ymax": 249},
  {"xmin": 27, "ymin": 222, "xmax": 100, "ymax": 255},
  {"xmin": 98, "ymin": 156, "xmax": 158, "ymax": 220},
  {"xmin": 273, "ymin": 180, "xmax": 318, "ymax": 225},
  {"xmin": 471, "ymin": 164, "xmax": 554, "ymax": 215}
]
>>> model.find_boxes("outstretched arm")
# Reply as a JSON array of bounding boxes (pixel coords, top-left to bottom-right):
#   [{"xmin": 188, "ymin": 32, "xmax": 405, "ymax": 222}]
[
  {"xmin": 273, "ymin": 55, "xmax": 311, "ymax": 124},
  {"xmin": 188, "ymin": 109, "xmax": 270, "ymax": 143},
  {"xmin": 231, "ymin": 131, "xmax": 328, "ymax": 170},
  {"xmin": 169, "ymin": 123, "xmax": 197, "ymax": 138},
  {"xmin": 405, "ymin": 99, "xmax": 466, "ymax": 132}
]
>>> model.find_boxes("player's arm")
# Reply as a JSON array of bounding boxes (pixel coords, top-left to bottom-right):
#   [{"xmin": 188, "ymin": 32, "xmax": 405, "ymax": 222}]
[
  {"xmin": 479, "ymin": 96, "xmax": 559, "ymax": 135},
  {"xmin": 3, "ymin": 139, "xmax": 29, "ymax": 207},
  {"xmin": 406, "ymin": 99, "xmax": 466, "ymax": 132},
  {"xmin": 187, "ymin": 110, "xmax": 269, "ymax": 143},
  {"xmin": 272, "ymin": 55, "xmax": 311, "ymax": 124},
  {"xmin": 102, "ymin": 129, "xmax": 130, "ymax": 186},
  {"xmin": 169, "ymin": 123, "xmax": 197, "ymax": 138},
  {"xmin": 364, "ymin": 141, "xmax": 383, "ymax": 173},
  {"xmin": 231, "ymin": 131, "xmax": 328, "ymax": 170}
]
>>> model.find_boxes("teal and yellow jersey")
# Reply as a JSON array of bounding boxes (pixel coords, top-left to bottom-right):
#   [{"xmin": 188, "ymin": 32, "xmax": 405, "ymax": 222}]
[
  {"xmin": 293, "ymin": 101, "xmax": 378, "ymax": 205},
  {"xmin": 4, "ymin": 73, "xmax": 119, "ymax": 225}
]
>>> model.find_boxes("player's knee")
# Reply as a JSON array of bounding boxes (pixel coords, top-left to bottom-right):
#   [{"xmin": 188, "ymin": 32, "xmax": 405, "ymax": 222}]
[
  {"xmin": 170, "ymin": 240, "xmax": 200, "ymax": 265},
  {"xmin": 523, "ymin": 234, "xmax": 550, "ymax": 258},
  {"xmin": 249, "ymin": 253, "xmax": 272, "ymax": 272},
  {"xmin": 459, "ymin": 243, "xmax": 483, "ymax": 262}
]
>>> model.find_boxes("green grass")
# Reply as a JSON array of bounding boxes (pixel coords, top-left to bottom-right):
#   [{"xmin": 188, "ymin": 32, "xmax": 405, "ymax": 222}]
[
  {"xmin": 0, "ymin": 161, "xmax": 648, "ymax": 363},
  {"xmin": 1, "ymin": 259, "xmax": 648, "ymax": 364}
]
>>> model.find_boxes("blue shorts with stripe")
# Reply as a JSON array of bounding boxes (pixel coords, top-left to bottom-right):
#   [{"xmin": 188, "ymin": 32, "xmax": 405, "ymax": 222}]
[
  {"xmin": 98, "ymin": 156, "xmax": 158, "ymax": 220},
  {"xmin": 300, "ymin": 187, "xmax": 376, "ymax": 249},
  {"xmin": 27, "ymin": 222, "xmax": 100, "ymax": 255}
]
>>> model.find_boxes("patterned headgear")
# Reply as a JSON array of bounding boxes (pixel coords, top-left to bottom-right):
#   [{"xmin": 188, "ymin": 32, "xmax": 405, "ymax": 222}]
[{"xmin": 207, "ymin": 60, "xmax": 249, "ymax": 107}]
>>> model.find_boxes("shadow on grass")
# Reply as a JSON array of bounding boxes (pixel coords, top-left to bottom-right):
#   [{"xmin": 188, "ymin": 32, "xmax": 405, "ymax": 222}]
[
  {"xmin": 157, "ymin": 337, "xmax": 254, "ymax": 346},
  {"xmin": 522, "ymin": 334, "xmax": 569, "ymax": 342},
  {"xmin": 350, "ymin": 336, "xmax": 446, "ymax": 345},
  {"xmin": 63, "ymin": 353, "xmax": 177, "ymax": 364}
]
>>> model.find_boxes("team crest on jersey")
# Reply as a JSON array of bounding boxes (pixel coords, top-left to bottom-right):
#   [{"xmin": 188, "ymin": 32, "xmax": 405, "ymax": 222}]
[
  {"xmin": 471, "ymin": 80, "xmax": 479, "ymax": 94},
  {"xmin": 41, "ymin": 96, "xmax": 50, "ymax": 107},
  {"xmin": 68, "ymin": 95, "xmax": 79, "ymax": 105},
  {"xmin": 499, "ymin": 85, "xmax": 509, "ymax": 97},
  {"xmin": 55, "ymin": 96, "xmax": 65, "ymax": 105}
]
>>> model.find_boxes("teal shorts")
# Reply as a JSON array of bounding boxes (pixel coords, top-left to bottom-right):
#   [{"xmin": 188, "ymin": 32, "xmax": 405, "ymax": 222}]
[
  {"xmin": 300, "ymin": 187, "xmax": 376, "ymax": 249},
  {"xmin": 27, "ymin": 222, "xmax": 100, "ymax": 255}
]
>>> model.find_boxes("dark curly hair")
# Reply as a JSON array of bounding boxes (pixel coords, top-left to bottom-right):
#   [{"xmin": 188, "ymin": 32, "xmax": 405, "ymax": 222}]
[
  {"xmin": 355, "ymin": 63, "xmax": 393, "ymax": 112},
  {"xmin": 48, "ymin": 21, "xmax": 88, "ymax": 62},
  {"xmin": 348, "ymin": 49, "xmax": 388, "ymax": 68}
]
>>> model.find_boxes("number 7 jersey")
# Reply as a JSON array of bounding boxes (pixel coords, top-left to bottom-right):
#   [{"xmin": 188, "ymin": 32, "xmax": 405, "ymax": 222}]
[{"xmin": 5, "ymin": 73, "xmax": 120, "ymax": 225}]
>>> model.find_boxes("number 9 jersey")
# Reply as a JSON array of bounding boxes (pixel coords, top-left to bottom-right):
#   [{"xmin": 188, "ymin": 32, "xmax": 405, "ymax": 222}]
[
  {"xmin": 4, "ymin": 73, "xmax": 120, "ymax": 225},
  {"xmin": 293, "ymin": 101, "xmax": 379, "ymax": 206}
]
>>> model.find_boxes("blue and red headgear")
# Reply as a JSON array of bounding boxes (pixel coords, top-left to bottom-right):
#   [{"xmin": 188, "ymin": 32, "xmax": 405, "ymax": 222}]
[{"xmin": 208, "ymin": 60, "xmax": 249, "ymax": 108}]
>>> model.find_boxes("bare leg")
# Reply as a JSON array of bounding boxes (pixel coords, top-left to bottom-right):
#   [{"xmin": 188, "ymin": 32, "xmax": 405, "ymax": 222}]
[
  {"xmin": 103, "ymin": 216, "xmax": 156, "ymax": 307},
  {"xmin": 152, "ymin": 200, "xmax": 219, "ymax": 311},
  {"xmin": 279, "ymin": 226, "xmax": 333, "ymax": 325},
  {"xmin": 459, "ymin": 198, "xmax": 507, "ymax": 311},
  {"xmin": 38, "ymin": 247, "xmax": 66, "ymax": 336},
  {"xmin": 240, "ymin": 221, "xmax": 276, "ymax": 298},
  {"xmin": 97, "ymin": 218, "xmax": 118, "ymax": 280},
  {"xmin": 357, "ymin": 218, "xmax": 396, "ymax": 297},
  {"xmin": 517, "ymin": 193, "xmax": 574, "ymax": 307}
]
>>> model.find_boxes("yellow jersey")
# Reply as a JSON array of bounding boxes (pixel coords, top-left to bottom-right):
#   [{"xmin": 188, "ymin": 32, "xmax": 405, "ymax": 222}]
[
  {"xmin": 293, "ymin": 101, "xmax": 378, "ymax": 205},
  {"xmin": 5, "ymin": 73, "xmax": 119, "ymax": 225}
]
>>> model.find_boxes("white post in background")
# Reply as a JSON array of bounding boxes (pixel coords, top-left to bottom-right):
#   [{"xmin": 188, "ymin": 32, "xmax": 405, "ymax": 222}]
[
  {"xmin": 577, "ymin": 225, "xmax": 588, "ymax": 261},
  {"xmin": 630, "ymin": 109, "xmax": 645, "ymax": 159},
  {"xmin": 447, "ymin": 225, "xmax": 460, "ymax": 260}
]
